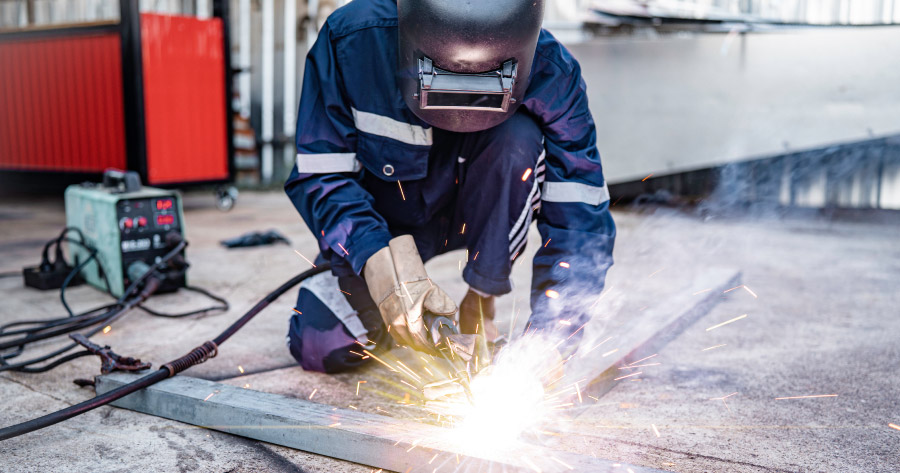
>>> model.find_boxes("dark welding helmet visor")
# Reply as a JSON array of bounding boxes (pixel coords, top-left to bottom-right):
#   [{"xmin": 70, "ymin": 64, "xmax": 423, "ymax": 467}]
[{"xmin": 398, "ymin": 0, "xmax": 545, "ymax": 133}]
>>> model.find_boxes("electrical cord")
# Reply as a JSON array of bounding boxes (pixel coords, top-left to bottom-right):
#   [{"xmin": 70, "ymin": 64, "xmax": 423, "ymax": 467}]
[
  {"xmin": 137, "ymin": 285, "xmax": 230, "ymax": 318},
  {"xmin": 0, "ymin": 263, "xmax": 330, "ymax": 441},
  {"xmin": 0, "ymin": 238, "xmax": 199, "ymax": 373},
  {"xmin": 59, "ymin": 238, "xmax": 112, "ymax": 318}
]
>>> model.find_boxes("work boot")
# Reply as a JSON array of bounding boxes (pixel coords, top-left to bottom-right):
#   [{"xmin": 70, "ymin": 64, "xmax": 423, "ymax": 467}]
[{"xmin": 458, "ymin": 288, "xmax": 498, "ymax": 342}]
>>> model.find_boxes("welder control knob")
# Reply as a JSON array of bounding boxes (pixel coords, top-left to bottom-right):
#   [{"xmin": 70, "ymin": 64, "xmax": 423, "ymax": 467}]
[
  {"xmin": 382, "ymin": 164, "xmax": 395, "ymax": 176},
  {"xmin": 135, "ymin": 216, "xmax": 148, "ymax": 228},
  {"xmin": 120, "ymin": 217, "xmax": 134, "ymax": 230}
]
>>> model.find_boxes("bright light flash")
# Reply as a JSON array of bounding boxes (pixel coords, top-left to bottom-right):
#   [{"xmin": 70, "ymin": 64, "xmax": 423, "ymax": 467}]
[{"xmin": 442, "ymin": 336, "xmax": 557, "ymax": 454}]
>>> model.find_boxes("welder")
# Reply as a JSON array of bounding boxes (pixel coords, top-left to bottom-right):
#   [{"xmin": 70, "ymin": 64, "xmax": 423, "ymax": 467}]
[{"xmin": 284, "ymin": 0, "xmax": 615, "ymax": 373}]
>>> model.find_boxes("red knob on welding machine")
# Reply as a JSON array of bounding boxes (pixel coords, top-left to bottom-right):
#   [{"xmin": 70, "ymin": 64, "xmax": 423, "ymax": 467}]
[
  {"xmin": 120, "ymin": 217, "xmax": 134, "ymax": 230},
  {"xmin": 135, "ymin": 216, "xmax": 148, "ymax": 228}
]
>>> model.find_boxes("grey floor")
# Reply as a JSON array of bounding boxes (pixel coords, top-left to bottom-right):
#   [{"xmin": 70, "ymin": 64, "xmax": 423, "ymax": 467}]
[{"xmin": 0, "ymin": 191, "xmax": 898, "ymax": 472}]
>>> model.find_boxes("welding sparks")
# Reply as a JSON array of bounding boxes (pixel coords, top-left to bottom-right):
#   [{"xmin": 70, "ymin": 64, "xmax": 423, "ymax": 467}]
[
  {"xmin": 398, "ymin": 181, "xmax": 406, "ymax": 200},
  {"xmin": 706, "ymin": 314, "xmax": 747, "ymax": 331},
  {"xmin": 710, "ymin": 392, "xmax": 739, "ymax": 401},
  {"xmin": 292, "ymin": 308, "xmax": 302, "ymax": 315},
  {"xmin": 203, "ymin": 392, "xmax": 216, "ymax": 402},
  {"xmin": 521, "ymin": 456, "xmax": 542, "ymax": 473},
  {"xmin": 357, "ymin": 380, "xmax": 366, "ymax": 396},
  {"xmin": 774, "ymin": 394, "xmax": 838, "ymax": 400},
  {"xmin": 102, "ymin": 326, "xmax": 111, "ymax": 334},
  {"xmin": 743, "ymin": 285, "xmax": 758, "ymax": 298},
  {"xmin": 337, "ymin": 243, "xmax": 349, "ymax": 255},
  {"xmin": 647, "ymin": 268, "xmax": 665, "ymax": 278},
  {"xmin": 545, "ymin": 290, "xmax": 559, "ymax": 299},
  {"xmin": 549, "ymin": 456, "xmax": 574, "ymax": 470},
  {"xmin": 692, "ymin": 288, "xmax": 712, "ymax": 295},
  {"xmin": 328, "ymin": 422, "xmax": 341, "ymax": 428},
  {"xmin": 629, "ymin": 354, "xmax": 657, "ymax": 365},
  {"xmin": 652, "ymin": 424, "xmax": 661, "ymax": 437},
  {"xmin": 521, "ymin": 168, "xmax": 533, "ymax": 181},
  {"xmin": 309, "ymin": 388, "xmax": 318, "ymax": 400},
  {"xmin": 618, "ymin": 362, "xmax": 660, "ymax": 369},
  {"xmin": 889, "ymin": 423, "xmax": 900, "ymax": 431},
  {"xmin": 614, "ymin": 371, "xmax": 642, "ymax": 381},
  {"xmin": 642, "ymin": 173, "xmax": 653, "ymax": 181},
  {"xmin": 559, "ymin": 262, "xmax": 570, "ymax": 268},
  {"xmin": 238, "ymin": 365, "xmax": 244, "ymax": 374},
  {"xmin": 601, "ymin": 348, "xmax": 619, "ymax": 357},
  {"xmin": 701, "ymin": 344, "xmax": 727, "ymax": 351},
  {"xmin": 293, "ymin": 249, "xmax": 317, "ymax": 267}
]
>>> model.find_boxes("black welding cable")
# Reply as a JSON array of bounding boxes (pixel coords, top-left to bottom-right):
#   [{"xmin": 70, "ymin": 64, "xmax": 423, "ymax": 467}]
[
  {"xmin": 0, "ymin": 279, "xmax": 157, "ymax": 373},
  {"xmin": 0, "ymin": 304, "xmax": 118, "ymax": 337},
  {"xmin": 12, "ymin": 351, "xmax": 95, "ymax": 373},
  {"xmin": 0, "ymin": 263, "xmax": 329, "ymax": 441}
]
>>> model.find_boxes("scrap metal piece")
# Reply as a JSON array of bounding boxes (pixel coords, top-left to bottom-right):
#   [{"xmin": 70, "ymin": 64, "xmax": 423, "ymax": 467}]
[{"xmin": 70, "ymin": 333, "xmax": 151, "ymax": 374}]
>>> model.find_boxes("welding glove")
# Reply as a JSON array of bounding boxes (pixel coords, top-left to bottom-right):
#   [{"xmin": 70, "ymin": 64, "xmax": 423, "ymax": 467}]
[{"xmin": 364, "ymin": 235, "xmax": 457, "ymax": 352}]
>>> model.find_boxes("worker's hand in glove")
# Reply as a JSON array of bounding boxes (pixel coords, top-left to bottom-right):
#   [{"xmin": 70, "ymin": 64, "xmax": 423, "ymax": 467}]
[{"xmin": 363, "ymin": 235, "xmax": 457, "ymax": 352}]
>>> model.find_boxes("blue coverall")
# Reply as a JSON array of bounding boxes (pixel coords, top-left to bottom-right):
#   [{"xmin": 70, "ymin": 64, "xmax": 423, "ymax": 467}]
[{"xmin": 285, "ymin": 0, "xmax": 615, "ymax": 373}]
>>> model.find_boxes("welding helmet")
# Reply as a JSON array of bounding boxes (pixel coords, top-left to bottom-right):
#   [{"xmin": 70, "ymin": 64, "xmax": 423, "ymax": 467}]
[{"xmin": 398, "ymin": 0, "xmax": 545, "ymax": 133}]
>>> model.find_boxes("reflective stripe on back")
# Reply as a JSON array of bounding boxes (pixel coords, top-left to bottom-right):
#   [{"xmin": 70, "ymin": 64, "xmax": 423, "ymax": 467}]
[
  {"xmin": 296, "ymin": 152, "xmax": 361, "ymax": 173},
  {"xmin": 352, "ymin": 108, "xmax": 433, "ymax": 146}
]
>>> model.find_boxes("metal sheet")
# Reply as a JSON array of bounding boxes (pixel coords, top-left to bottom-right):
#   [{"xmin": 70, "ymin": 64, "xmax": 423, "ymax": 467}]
[
  {"xmin": 569, "ymin": 26, "xmax": 900, "ymax": 183},
  {"xmin": 140, "ymin": 13, "xmax": 229, "ymax": 185},
  {"xmin": 0, "ymin": 32, "xmax": 126, "ymax": 172}
]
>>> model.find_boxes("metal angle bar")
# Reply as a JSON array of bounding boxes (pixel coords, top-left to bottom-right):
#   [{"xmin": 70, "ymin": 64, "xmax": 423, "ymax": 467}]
[
  {"xmin": 96, "ymin": 373, "xmax": 667, "ymax": 473},
  {"xmin": 583, "ymin": 268, "xmax": 742, "ymax": 399}
]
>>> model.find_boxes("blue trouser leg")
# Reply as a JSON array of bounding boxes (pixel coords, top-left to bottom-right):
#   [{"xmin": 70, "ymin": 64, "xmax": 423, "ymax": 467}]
[
  {"xmin": 287, "ymin": 270, "xmax": 386, "ymax": 373},
  {"xmin": 288, "ymin": 110, "xmax": 544, "ymax": 373}
]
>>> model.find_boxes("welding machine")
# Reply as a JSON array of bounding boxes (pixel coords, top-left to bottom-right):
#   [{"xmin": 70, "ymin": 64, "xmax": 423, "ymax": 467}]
[{"xmin": 64, "ymin": 170, "xmax": 187, "ymax": 297}]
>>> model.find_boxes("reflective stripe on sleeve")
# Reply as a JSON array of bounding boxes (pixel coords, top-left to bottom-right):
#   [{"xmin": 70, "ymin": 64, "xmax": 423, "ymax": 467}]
[
  {"xmin": 352, "ymin": 108, "xmax": 433, "ymax": 146},
  {"xmin": 295, "ymin": 152, "xmax": 361, "ymax": 173},
  {"xmin": 541, "ymin": 181, "xmax": 610, "ymax": 206}
]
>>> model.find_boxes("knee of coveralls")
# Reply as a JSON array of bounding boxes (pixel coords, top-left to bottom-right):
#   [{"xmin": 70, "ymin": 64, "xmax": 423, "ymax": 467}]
[
  {"xmin": 287, "ymin": 274, "xmax": 389, "ymax": 374},
  {"xmin": 457, "ymin": 110, "xmax": 545, "ymax": 295},
  {"xmin": 461, "ymin": 110, "xmax": 544, "ymax": 182}
]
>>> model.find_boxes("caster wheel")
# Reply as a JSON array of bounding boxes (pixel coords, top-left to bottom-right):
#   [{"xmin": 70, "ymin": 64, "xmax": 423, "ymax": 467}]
[{"xmin": 215, "ymin": 186, "xmax": 239, "ymax": 211}]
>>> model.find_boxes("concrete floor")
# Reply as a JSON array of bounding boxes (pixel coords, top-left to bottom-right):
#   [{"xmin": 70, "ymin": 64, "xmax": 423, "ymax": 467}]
[{"xmin": 0, "ymin": 191, "xmax": 898, "ymax": 472}]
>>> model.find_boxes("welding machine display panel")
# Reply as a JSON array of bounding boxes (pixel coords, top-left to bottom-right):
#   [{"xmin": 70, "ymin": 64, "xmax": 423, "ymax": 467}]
[
  {"xmin": 156, "ymin": 198, "xmax": 174, "ymax": 211},
  {"xmin": 116, "ymin": 197, "xmax": 184, "ymax": 289}
]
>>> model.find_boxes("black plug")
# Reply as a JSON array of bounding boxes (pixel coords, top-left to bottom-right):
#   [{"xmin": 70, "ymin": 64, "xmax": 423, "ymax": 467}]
[{"xmin": 25, "ymin": 237, "xmax": 83, "ymax": 290}]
